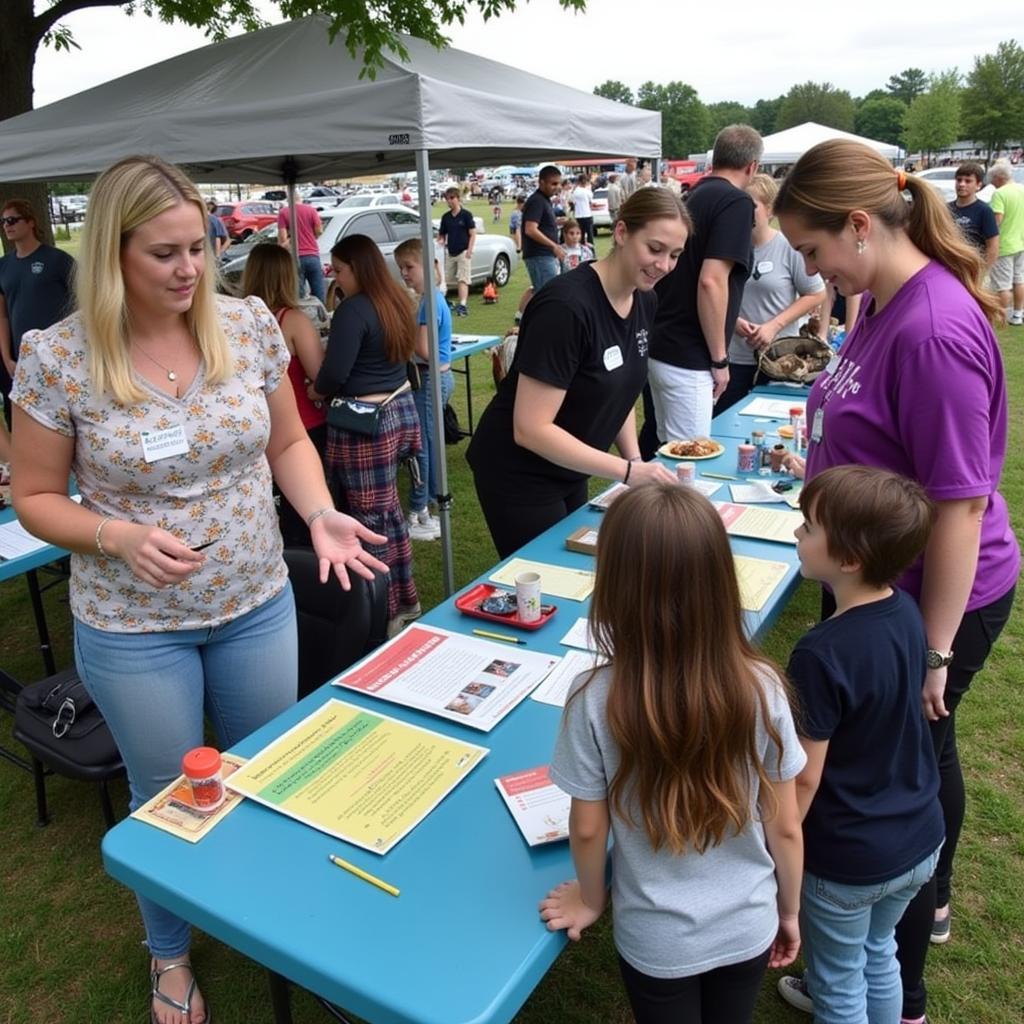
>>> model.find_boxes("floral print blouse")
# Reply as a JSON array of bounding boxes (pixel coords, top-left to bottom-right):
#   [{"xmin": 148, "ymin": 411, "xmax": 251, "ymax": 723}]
[{"xmin": 12, "ymin": 295, "xmax": 291, "ymax": 632}]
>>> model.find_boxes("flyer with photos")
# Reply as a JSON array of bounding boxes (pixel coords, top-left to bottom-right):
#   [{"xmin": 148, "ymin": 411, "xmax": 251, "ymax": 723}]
[
  {"xmin": 495, "ymin": 765, "xmax": 571, "ymax": 846},
  {"xmin": 331, "ymin": 624, "xmax": 560, "ymax": 732}
]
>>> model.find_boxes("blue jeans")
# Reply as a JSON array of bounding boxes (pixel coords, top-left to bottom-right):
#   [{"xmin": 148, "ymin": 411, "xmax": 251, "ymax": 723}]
[
  {"xmin": 801, "ymin": 846, "xmax": 942, "ymax": 1024},
  {"xmin": 74, "ymin": 584, "xmax": 298, "ymax": 957},
  {"xmin": 410, "ymin": 368, "xmax": 454, "ymax": 511},
  {"xmin": 524, "ymin": 254, "xmax": 559, "ymax": 292},
  {"xmin": 298, "ymin": 253, "xmax": 326, "ymax": 304}
]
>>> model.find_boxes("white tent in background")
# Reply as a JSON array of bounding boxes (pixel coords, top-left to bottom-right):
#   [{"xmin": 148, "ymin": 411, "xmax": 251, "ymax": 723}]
[
  {"xmin": 758, "ymin": 121, "xmax": 902, "ymax": 165},
  {"xmin": 0, "ymin": 16, "xmax": 661, "ymax": 595}
]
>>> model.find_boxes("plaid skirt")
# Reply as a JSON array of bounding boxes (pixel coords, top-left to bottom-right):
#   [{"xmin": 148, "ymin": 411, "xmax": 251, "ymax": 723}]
[{"xmin": 326, "ymin": 390, "xmax": 421, "ymax": 618}]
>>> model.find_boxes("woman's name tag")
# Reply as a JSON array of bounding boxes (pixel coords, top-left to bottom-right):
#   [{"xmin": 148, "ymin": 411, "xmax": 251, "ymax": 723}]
[
  {"xmin": 141, "ymin": 424, "xmax": 189, "ymax": 463},
  {"xmin": 811, "ymin": 408, "xmax": 825, "ymax": 444},
  {"xmin": 756, "ymin": 260, "xmax": 774, "ymax": 276},
  {"xmin": 603, "ymin": 345, "xmax": 624, "ymax": 371}
]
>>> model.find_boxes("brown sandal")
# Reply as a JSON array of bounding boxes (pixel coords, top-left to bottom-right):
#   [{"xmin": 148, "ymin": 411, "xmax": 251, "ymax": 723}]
[{"xmin": 150, "ymin": 960, "xmax": 212, "ymax": 1024}]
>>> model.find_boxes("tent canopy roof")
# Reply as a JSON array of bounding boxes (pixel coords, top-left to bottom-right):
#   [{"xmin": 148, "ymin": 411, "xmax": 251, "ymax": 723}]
[
  {"xmin": 759, "ymin": 121, "xmax": 901, "ymax": 164},
  {"xmin": 0, "ymin": 16, "xmax": 660, "ymax": 184}
]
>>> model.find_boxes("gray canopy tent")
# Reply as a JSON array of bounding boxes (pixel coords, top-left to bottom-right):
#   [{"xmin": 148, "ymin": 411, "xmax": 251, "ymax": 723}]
[{"xmin": 0, "ymin": 15, "xmax": 661, "ymax": 593}]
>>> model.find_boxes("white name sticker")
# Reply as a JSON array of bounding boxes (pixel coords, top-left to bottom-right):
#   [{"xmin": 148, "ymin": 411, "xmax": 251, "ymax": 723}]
[
  {"xmin": 756, "ymin": 259, "xmax": 774, "ymax": 276},
  {"xmin": 811, "ymin": 407, "xmax": 825, "ymax": 444},
  {"xmin": 603, "ymin": 345, "xmax": 624, "ymax": 371},
  {"xmin": 140, "ymin": 424, "xmax": 190, "ymax": 463},
  {"xmin": 825, "ymin": 353, "xmax": 840, "ymax": 375}
]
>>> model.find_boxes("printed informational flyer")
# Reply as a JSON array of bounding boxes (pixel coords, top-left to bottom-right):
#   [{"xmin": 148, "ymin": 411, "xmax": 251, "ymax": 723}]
[
  {"xmin": 226, "ymin": 699, "xmax": 488, "ymax": 854},
  {"xmin": 730, "ymin": 481, "xmax": 788, "ymax": 504},
  {"xmin": 532, "ymin": 649, "xmax": 605, "ymax": 708},
  {"xmin": 132, "ymin": 753, "xmax": 247, "ymax": 842},
  {"xmin": 489, "ymin": 559, "xmax": 595, "ymax": 601},
  {"xmin": 495, "ymin": 765, "xmax": 571, "ymax": 846},
  {"xmin": 331, "ymin": 624, "xmax": 560, "ymax": 732},
  {"xmin": 738, "ymin": 397, "xmax": 807, "ymax": 418},
  {"xmin": 733, "ymin": 555, "xmax": 790, "ymax": 612},
  {"xmin": 560, "ymin": 617, "xmax": 597, "ymax": 652},
  {"xmin": 714, "ymin": 502, "xmax": 802, "ymax": 545},
  {"xmin": 588, "ymin": 482, "xmax": 630, "ymax": 511}
]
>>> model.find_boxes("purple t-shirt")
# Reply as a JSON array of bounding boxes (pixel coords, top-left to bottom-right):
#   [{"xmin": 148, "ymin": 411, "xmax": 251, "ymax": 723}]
[{"xmin": 805, "ymin": 261, "xmax": 1019, "ymax": 611}]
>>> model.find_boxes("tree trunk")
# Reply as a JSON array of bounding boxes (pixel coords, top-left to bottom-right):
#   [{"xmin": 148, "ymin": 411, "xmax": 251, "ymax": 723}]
[{"xmin": 1, "ymin": 0, "xmax": 54, "ymax": 247}]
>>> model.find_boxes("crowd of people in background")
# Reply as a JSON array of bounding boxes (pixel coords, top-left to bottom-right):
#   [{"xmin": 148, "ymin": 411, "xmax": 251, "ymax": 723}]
[{"xmin": 0, "ymin": 123, "xmax": 1019, "ymax": 1024}]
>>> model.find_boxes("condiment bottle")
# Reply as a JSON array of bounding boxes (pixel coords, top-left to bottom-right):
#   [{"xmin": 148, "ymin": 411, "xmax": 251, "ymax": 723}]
[
  {"xmin": 182, "ymin": 746, "xmax": 225, "ymax": 813},
  {"xmin": 737, "ymin": 439, "xmax": 757, "ymax": 474}
]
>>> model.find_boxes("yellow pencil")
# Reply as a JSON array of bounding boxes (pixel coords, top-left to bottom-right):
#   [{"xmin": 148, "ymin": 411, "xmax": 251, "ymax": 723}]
[
  {"xmin": 472, "ymin": 628, "xmax": 525, "ymax": 645},
  {"xmin": 328, "ymin": 853, "xmax": 400, "ymax": 897}
]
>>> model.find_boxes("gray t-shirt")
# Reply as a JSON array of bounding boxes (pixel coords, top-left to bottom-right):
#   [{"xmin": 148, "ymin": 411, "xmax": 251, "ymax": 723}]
[
  {"xmin": 550, "ymin": 663, "xmax": 805, "ymax": 979},
  {"xmin": 729, "ymin": 231, "xmax": 824, "ymax": 366}
]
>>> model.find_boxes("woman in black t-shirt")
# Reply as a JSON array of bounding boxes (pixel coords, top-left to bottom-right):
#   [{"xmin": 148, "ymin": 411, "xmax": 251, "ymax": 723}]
[
  {"xmin": 314, "ymin": 234, "xmax": 420, "ymax": 633},
  {"xmin": 467, "ymin": 189, "xmax": 690, "ymax": 557}
]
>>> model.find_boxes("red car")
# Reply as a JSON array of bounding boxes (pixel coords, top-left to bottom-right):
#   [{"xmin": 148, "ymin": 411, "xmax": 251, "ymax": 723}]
[{"xmin": 213, "ymin": 201, "xmax": 279, "ymax": 240}]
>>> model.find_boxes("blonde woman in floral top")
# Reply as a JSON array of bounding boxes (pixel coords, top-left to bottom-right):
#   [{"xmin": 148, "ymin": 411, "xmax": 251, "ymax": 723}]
[{"xmin": 10, "ymin": 156, "xmax": 387, "ymax": 1024}]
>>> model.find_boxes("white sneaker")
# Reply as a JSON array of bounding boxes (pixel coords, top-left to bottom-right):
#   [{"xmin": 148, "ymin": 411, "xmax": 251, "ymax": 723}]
[
  {"xmin": 1010, "ymin": 311, "xmax": 1023, "ymax": 326},
  {"xmin": 407, "ymin": 511, "xmax": 439, "ymax": 541},
  {"xmin": 416, "ymin": 508, "xmax": 443, "ymax": 537}
]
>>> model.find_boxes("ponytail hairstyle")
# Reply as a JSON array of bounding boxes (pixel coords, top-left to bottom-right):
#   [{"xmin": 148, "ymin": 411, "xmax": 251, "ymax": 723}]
[
  {"xmin": 576, "ymin": 483, "xmax": 789, "ymax": 854},
  {"xmin": 330, "ymin": 234, "xmax": 416, "ymax": 364},
  {"xmin": 774, "ymin": 140, "xmax": 1000, "ymax": 324}
]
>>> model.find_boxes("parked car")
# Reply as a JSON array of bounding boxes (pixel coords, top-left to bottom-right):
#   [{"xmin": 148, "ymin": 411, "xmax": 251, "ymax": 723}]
[
  {"xmin": 914, "ymin": 167, "xmax": 957, "ymax": 202},
  {"xmin": 214, "ymin": 201, "xmax": 280, "ymax": 240},
  {"xmin": 337, "ymin": 193, "xmax": 409, "ymax": 210},
  {"xmin": 259, "ymin": 190, "xmax": 288, "ymax": 203},
  {"xmin": 216, "ymin": 221, "xmax": 278, "ymax": 268},
  {"xmin": 219, "ymin": 206, "xmax": 517, "ymax": 293},
  {"xmin": 592, "ymin": 187, "xmax": 612, "ymax": 232}
]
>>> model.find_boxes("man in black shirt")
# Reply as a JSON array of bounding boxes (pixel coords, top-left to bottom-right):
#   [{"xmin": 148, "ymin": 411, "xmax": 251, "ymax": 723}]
[
  {"xmin": 438, "ymin": 187, "xmax": 476, "ymax": 317},
  {"xmin": 521, "ymin": 166, "xmax": 565, "ymax": 296},
  {"xmin": 947, "ymin": 162, "xmax": 999, "ymax": 268},
  {"xmin": 645, "ymin": 125, "xmax": 762, "ymax": 444}
]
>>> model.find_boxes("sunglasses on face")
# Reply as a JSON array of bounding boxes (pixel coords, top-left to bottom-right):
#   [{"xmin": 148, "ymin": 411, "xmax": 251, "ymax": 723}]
[{"xmin": 1, "ymin": 216, "xmax": 27, "ymax": 226}]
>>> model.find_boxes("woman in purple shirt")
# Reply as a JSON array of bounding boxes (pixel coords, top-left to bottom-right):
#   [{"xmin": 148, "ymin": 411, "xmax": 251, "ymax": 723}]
[{"xmin": 774, "ymin": 140, "xmax": 1018, "ymax": 1024}]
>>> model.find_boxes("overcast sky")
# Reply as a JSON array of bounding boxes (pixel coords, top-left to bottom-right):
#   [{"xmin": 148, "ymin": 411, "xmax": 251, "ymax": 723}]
[{"xmin": 31, "ymin": 0, "xmax": 1015, "ymax": 110}]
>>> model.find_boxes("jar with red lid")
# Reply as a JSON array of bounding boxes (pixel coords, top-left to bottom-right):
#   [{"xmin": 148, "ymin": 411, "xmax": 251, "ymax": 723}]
[{"xmin": 182, "ymin": 746, "xmax": 225, "ymax": 813}]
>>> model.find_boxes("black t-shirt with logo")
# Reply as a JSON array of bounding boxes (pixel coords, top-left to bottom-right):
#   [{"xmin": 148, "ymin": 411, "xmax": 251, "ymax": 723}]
[
  {"xmin": 467, "ymin": 263, "xmax": 655, "ymax": 498},
  {"xmin": 649, "ymin": 175, "xmax": 754, "ymax": 370},
  {"xmin": 521, "ymin": 188, "xmax": 559, "ymax": 258},
  {"xmin": 947, "ymin": 198, "xmax": 998, "ymax": 254},
  {"xmin": 0, "ymin": 243, "xmax": 75, "ymax": 360}
]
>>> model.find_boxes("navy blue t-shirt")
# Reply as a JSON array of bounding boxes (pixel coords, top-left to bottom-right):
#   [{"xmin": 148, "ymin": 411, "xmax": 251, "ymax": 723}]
[
  {"xmin": 947, "ymin": 199, "xmax": 998, "ymax": 254},
  {"xmin": 788, "ymin": 589, "xmax": 943, "ymax": 885},
  {"xmin": 0, "ymin": 243, "xmax": 75, "ymax": 359},
  {"xmin": 439, "ymin": 208, "xmax": 476, "ymax": 256},
  {"xmin": 521, "ymin": 188, "xmax": 559, "ymax": 259}
]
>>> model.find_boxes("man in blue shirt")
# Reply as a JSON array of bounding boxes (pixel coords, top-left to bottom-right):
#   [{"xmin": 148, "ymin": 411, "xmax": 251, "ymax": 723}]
[
  {"xmin": 206, "ymin": 199, "xmax": 230, "ymax": 258},
  {"xmin": 437, "ymin": 188, "xmax": 476, "ymax": 317},
  {"xmin": 0, "ymin": 197, "xmax": 75, "ymax": 424}
]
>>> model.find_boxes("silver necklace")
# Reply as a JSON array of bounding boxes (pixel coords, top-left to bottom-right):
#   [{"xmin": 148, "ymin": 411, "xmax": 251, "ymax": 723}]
[{"xmin": 133, "ymin": 343, "xmax": 183, "ymax": 397}]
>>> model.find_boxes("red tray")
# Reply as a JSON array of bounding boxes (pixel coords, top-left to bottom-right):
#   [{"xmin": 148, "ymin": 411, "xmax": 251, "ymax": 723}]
[{"xmin": 454, "ymin": 583, "xmax": 557, "ymax": 631}]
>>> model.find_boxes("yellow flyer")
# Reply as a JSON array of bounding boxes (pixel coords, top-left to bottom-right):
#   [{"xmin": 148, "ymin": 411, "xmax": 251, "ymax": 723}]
[
  {"xmin": 714, "ymin": 502, "xmax": 802, "ymax": 545},
  {"xmin": 225, "ymin": 699, "xmax": 488, "ymax": 855},
  {"xmin": 733, "ymin": 554, "xmax": 790, "ymax": 612},
  {"xmin": 132, "ymin": 753, "xmax": 247, "ymax": 843},
  {"xmin": 490, "ymin": 558, "xmax": 595, "ymax": 600}
]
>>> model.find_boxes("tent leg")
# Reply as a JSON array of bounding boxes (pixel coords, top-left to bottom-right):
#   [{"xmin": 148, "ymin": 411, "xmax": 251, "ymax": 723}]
[{"xmin": 415, "ymin": 149, "xmax": 455, "ymax": 598}]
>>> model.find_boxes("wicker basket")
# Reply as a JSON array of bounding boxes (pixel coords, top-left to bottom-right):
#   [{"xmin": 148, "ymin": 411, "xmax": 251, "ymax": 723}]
[{"xmin": 757, "ymin": 335, "xmax": 833, "ymax": 384}]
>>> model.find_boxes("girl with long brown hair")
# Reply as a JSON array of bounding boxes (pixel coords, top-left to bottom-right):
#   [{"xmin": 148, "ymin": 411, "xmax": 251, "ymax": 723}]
[
  {"xmin": 313, "ymin": 233, "xmax": 420, "ymax": 633},
  {"xmin": 774, "ymin": 140, "xmax": 1018, "ymax": 1024},
  {"xmin": 540, "ymin": 483, "xmax": 804, "ymax": 1024},
  {"xmin": 242, "ymin": 243, "xmax": 326, "ymax": 545}
]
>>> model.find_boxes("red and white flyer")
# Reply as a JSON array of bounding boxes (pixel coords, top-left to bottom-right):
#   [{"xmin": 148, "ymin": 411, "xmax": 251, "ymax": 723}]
[
  {"xmin": 495, "ymin": 765, "xmax": 571, "ymax": 846},
  {"xmin": 332, "ymin": 624, "xmax": 560, "ymax": 732}
]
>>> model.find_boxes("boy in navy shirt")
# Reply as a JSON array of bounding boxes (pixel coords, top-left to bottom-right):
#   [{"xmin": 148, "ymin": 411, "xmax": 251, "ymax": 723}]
[
  {"xmin": 948, "ymin": 162, "xmax": 999, "ymax": 267},
  {"xmin": 778, "ymin": 465, "xmax": 944, "ymax": 1024}
]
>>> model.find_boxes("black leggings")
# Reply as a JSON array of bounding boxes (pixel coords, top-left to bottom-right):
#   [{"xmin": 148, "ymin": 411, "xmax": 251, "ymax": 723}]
[
  {"xmin": 894, "ymin": 584, "xmax": 1016, "ymax": 1018},
  {"xmin": 618, "ymin": 948, "xmax": 770, "ymax": 1024},
  {"xmin": 474, "ymin": 477, "xmax": 589, "ymax": 559}
]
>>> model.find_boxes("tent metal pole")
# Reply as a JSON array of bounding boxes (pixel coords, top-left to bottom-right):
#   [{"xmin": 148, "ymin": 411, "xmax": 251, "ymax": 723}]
[
  {"xmin": 283, "ymin": 157, "xmax": 300, "ymax": 273},
  {"xmin": 415, "ymin": 149, "xmax": 455, "ymax": 597}
]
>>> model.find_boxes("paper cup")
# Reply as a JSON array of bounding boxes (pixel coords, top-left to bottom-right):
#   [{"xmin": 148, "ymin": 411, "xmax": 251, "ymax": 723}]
[{"xmin": 515, "ymin": 571, "xmax": 542, "ymax": 623}]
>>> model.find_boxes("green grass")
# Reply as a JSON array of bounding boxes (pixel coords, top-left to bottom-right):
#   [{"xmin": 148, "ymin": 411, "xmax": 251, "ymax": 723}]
[{"xmin": 1, "ymin": 200, "xmax": 1022, "ymax": 1022}]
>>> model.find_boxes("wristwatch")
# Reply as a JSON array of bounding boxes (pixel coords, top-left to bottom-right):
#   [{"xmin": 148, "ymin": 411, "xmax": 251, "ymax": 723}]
[
  {"xmin": 710, "ymin": 356, "xmax": 729, "ymax": 370},
  {"xmin": 926, "ymin": 648, "xmax": 954, "ymax": 670}
]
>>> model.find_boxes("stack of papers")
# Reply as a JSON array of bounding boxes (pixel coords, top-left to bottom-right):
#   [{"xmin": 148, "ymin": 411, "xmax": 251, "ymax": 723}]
[{"xmin": 495, "ymin": 766, "xmax": 571, "ymax": 846}]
